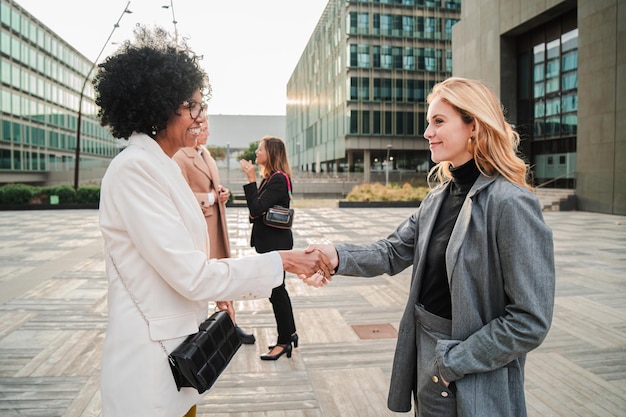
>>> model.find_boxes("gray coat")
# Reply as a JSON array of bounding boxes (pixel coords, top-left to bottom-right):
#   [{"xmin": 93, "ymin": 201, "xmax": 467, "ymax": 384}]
[{"xmin": 336, "ymin": 174, "xmax": 555, "ymax": 416}]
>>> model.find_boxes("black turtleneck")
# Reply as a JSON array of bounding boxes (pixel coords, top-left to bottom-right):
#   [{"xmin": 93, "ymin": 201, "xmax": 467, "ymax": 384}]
[{"xmin": 418, "ymin": 159, "xmax": 481, "ymax": 319}]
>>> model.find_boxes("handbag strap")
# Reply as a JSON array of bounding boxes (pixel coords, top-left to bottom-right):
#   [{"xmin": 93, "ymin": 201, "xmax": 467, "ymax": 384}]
[
  {"xmin": 275, "ymin": 171, "xmax": 293, "ymax": 200},
  {"xmin": 106, "ymin": 249, "xmax": 171, "ymax": 359},
  {"xmin": 261, "ymin": 171, "xmax": 292, "ymax": 200}
]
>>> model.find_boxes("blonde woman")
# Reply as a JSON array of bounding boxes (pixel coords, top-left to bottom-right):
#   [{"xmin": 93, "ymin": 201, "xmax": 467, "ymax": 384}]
[{"xmin": 303, "ymin": 77, "xmax": 555, "ymax": 417}]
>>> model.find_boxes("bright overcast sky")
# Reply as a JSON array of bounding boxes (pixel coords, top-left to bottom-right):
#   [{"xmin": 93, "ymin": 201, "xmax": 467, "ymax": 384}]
[{"xmin": 15, "ymin": 0, "xmax": 329, "ymax": 116}]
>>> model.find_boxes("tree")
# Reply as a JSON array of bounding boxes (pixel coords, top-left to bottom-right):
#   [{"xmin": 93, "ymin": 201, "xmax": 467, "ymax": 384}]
[
  {"xmin": 238, "ymin": 141, "xmax": 258, "ymax": 162},
  {"xmin": 206, "ymin": 146, "xmax": 226, "ymax": 161}
]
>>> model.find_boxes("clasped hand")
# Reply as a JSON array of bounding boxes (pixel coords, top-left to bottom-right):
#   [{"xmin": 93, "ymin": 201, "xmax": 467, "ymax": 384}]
[
  {"xmin": 294, "ymin": 244, "xmax": 339, "ymax": 288},
  {"xmin": 278, "ymin": 245, "xmax": 334, "ymax": 285}
]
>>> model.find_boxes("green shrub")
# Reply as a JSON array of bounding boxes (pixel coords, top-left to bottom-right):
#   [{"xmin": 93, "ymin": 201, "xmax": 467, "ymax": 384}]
[
  {"xmin": 46, "ymin": 185, "xmax": 77, "ymax": 204},
  {"xmin": 76, "ymin": 186, "xmax": 100, "ymax": 204},
  {"xmin": 0, "ymin": 184, "xmax": 38, "ymax": 204},
  {"xmin": 346, "ymin": 182, "xmax": 429, "ymax": 202}
]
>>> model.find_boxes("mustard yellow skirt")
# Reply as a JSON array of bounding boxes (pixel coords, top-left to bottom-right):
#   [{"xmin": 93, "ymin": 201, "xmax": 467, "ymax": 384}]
[{"xmin": 183, "ymin": 405, "xmax": 196, "ymax": 417}]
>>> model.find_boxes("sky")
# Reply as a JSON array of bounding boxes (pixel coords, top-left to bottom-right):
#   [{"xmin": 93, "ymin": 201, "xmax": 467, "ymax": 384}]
[{"xmin": 16, "ymin": 0, "xmax": 329, "ymax": 116}]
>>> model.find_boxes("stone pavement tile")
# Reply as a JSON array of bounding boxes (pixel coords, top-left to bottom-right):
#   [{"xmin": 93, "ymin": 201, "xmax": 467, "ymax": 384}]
[{"xmin": 0, "ymin": 208, "xmax": 624, "ymax": 417}]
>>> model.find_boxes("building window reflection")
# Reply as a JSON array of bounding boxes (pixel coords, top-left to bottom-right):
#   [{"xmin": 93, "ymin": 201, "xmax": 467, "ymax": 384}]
[{"xmin": 519, "ymin": 10, "xmax": 577, "ymax": 188}]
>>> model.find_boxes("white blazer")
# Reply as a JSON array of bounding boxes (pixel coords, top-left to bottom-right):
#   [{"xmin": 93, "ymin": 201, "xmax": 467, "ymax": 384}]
[{"xmin": 99, "ymin": 133, "xmax": 283, "ymax": 416}]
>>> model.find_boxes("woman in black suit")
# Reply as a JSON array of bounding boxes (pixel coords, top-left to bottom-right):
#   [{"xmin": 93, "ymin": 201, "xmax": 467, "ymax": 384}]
[{"xmin": 240, "ymin": 136, "xmax": 298, "ymax": 360}]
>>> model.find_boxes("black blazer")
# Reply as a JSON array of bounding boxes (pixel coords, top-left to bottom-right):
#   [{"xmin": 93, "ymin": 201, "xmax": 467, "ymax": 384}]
[{"xmin": 243, "ymin": 172, "xmax": 293, "ymax": 253}]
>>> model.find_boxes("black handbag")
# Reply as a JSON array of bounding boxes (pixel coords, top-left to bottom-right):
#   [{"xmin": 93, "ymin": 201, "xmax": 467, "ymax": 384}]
[
  {"xmin": 168, "ymin": 311, "xmax": 242, "ymax": 393},
  {"xmin": 107, "ymin": 251, "xmax": 242, "ymax": 394},
  {"xmin": 263, "ymin": 205, "xmax": 294, "ymax": 229},
  {"xmin": 259, "ymin": 171, "xmax": 294, "ymax": 229}
]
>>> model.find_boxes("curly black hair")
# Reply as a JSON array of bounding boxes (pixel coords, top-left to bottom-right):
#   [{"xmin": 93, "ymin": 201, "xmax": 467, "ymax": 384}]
[{"xmin": 93, "ymin": 26, "xmax": 210, "ymax": 139}]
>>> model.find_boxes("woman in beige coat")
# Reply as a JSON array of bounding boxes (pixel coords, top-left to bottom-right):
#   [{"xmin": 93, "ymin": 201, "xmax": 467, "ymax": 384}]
[
  {"xmin": 94, "ymin": 27, "xmax": 331, "ymax": 417},
  {"xmin": 174, "ymin": 121, "xmax": 256, "ymax": 344}
]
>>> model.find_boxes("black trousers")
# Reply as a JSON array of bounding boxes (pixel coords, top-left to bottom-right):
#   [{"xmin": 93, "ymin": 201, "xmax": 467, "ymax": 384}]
[{"xmin": 270, "ymin": 272, "xmax": 296, "ymax": 344}]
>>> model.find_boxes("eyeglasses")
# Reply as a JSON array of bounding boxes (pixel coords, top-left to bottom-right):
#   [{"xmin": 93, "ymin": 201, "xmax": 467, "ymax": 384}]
[{"xmin": 181, "ymin": 99, "xmax": 206, "ymax": 121}]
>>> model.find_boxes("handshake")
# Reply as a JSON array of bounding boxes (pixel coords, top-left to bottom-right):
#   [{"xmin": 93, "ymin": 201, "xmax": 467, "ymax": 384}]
[{"xmin": 278, "ymin": 244, "xmax": 337, "ymax": 288}]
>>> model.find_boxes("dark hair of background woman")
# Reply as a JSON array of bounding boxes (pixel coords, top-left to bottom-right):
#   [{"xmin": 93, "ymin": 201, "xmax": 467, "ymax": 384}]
[{"xmin": 93, "ymin": 26, "xmax": 210, "ymax": 139}]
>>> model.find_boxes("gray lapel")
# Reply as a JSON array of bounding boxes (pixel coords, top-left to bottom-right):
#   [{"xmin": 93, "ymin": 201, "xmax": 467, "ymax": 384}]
[{"xmin": 445, "ymin": 174, "xmax": 497, "ymax": 283}]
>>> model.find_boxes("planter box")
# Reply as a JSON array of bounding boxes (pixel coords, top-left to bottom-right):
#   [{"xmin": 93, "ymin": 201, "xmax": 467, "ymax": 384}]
[
  {"xmin": 338, "ymin": 200, "xmax": 420, "ymax": 208},
  {"xmin": 226, "ymin": 201, "xmax": 248, "ymax": 208}
]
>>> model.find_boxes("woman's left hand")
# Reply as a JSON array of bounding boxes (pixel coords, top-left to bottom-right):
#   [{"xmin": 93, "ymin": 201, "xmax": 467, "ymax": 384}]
[
  {"xmin": 439, "ymin": 370, "xmax": 450, "ymax": 388},
  {"xmin": 217, "ymin": 185, "xmax": 230, "ymax": 203}
]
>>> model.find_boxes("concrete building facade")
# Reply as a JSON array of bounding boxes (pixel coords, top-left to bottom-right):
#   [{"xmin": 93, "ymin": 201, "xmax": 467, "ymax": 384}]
[{"xmin": 452, "ymin": 0, "xmax": 625, "ymax": 215}]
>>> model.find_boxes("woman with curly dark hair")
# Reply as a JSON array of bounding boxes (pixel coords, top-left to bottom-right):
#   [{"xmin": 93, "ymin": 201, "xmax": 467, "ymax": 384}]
[{"xmin": 94, "ymin": 27, "xmax": 332, "ymax": 417}]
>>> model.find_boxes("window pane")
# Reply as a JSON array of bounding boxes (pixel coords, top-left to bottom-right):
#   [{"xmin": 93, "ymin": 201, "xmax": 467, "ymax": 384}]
[
  {"xmin": 382, "ymin": 78, "xmax": 392, "ymax": 101},
  {"xmin": 545, "ymin": 97, "xmax": 560, "ymax": 116},
  {"xmin": 350, "ymin": 110, "xmax": 359, "ymax": 134},
  {"xmin": 534, "ymin": 100, "xmax": 545, "ymax": 118},
  {"xmin": 561, "ymin": 114, "xmax": 577, "ymax": 135},
  {"xmin": 357, "ymin": 45, "xmax": 370, "ymax": 68},
  {"xmin": 373, "ymin": 111, "xmax": 381, "ymax": 134},
  {"xmin": 350, "ymin": 77, "xmax": 358, "ymax": 100},
  {"xmin": 357, "ymin": 13, "xmax": 369, "ymax": 35},
  {"xmin": 360, "ymin": 77, "xmax": 369, "ymax": 100},
  {"xmin": 545, "ymin": 116, "xmax": 560, "ymax": 136},
  {"xmin": 561, "ymin": 93, "xmax": 577, "ymax": 113},
  {"xmin": 362, "ymin": 111, "xmax": 370, "ymax": 134},
  {"xmin": 562, "ymin": 50, "xmax": 577, "ymax": 72},
  {"xmin": 385, "ymin": 111, "xmax": 392, "ymax": 134}
]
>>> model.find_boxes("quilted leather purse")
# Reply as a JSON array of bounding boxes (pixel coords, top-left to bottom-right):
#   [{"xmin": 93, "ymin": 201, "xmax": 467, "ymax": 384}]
[
  {"xmin": 108, "ymin": 251, "xmax": 241, "ymax": 394},
  {"xmin": 168, "ymin": 311, "xmax": 242, "ymax": 393}
]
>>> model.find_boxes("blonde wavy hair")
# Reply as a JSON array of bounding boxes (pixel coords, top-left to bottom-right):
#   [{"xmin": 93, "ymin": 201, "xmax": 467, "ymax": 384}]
[
  {"xmin": 259, "ymin": 136, "xmax": 293, "ymax": 180},
  {"xmin": 427, "ymin": 77, "xmax": 532, "ymax": 190}
]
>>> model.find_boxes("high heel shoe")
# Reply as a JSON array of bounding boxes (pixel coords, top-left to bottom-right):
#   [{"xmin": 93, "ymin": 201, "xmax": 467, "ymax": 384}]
[
  {"xmin": 234, "ymin": 326, "xmax": 256, "ymax": 345},
  {"xmin": 260, "ymin": 343, "xmax": 292, "ymax": 361},
  {"xmin": 268, "ymin": 333, "xmax": 298, "ymax": 349}
]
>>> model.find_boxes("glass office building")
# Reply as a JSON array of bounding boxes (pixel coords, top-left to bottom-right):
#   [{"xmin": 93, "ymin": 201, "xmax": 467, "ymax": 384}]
[
  {"xmin": 0, "ymin": 0, "xmax": 117, "ymax": 186},
  {"xmin": 287, "ymin": 0, "xmax": 461, "ymax": 183}
]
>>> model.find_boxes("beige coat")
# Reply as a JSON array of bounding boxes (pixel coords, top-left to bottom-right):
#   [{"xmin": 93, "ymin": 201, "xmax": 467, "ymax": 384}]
[
  {"xmin": 99, "ymin": 134, "xmax": 283, "ymax": 416},
  {"xmin": 173, "ymin": 146, "xmax": 230, "ymax": 259}
]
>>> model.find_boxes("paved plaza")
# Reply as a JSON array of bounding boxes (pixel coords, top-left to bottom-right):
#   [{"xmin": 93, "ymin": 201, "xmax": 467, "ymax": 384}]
[{"xmin": 0, "ymin": 207, "xmax": 625, "ymax": 416}]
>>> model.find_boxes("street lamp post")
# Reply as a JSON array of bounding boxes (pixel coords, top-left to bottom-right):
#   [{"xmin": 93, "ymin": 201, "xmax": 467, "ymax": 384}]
[
  {"xmin": 296, "ymin": 142, "xmax": 301, "ymax": 174},
  {"xmin": 73, "ymin": 2, "xmax": 132, "ymax": 190},
  {"xmin": 385, "ymin": 144, "xmax": 392, "ymax": 187},
  {"xmin": 226, "ymin": 142, "xmax": 230, "ymax": 185},
  {"xmin": 161, "ymin": 1, "xmax": 179, "ymax": 46}
]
